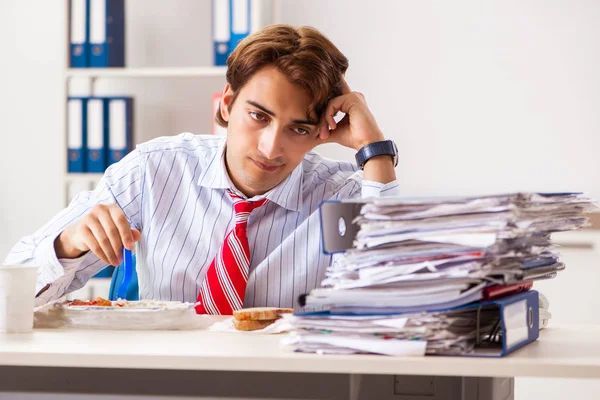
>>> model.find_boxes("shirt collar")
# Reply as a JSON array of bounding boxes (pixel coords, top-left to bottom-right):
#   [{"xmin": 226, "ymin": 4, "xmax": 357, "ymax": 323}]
[
  {"xmin": 196, "ymin": 137, "xmax": 230, "ymax": 190},
  {"xmin": 197, "ymin": 138, "xmax": 303, "ymax": 212}
]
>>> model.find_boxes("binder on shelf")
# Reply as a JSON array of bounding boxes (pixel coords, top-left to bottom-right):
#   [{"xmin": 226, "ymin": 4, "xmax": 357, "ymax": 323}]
[
  {"xmin": 212, "ymin": 92, "xmax": 227, "ymax": 136},
  {"xmin": 67, "ymin": 97, "xmax": 88, "ymax": 173},
  {"xmin": 107, "ymin": 97, "xmax": 134, "ymax": 166},
  {"xmin": 230, "ymin": 0, "xmax": 250, "ymax": 52},
  {"xmin": 89, "ymin": 0, "xmax": 125, "ymax": 68},
  {"xmin": 69, "ymin": 0, "xmax": 89, "ymax": 67},
  {"xmin": 86, "ymin": 97, "xmax": 108, "ymax": 173},
  {"xmin": 213, "ymin": 0, "xmax": 231, "ymax": 66}
]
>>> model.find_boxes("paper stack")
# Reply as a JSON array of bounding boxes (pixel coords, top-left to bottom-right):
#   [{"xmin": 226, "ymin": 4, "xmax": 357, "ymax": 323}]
[{"xmin": 282, "ymin": 193, "xmax": 597, "ymax": 356}]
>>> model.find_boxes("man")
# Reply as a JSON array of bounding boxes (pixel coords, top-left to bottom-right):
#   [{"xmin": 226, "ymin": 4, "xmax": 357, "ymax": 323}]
[{"xmin": 6, "ymin": 25, "xmax": 400, "ymax": 313}]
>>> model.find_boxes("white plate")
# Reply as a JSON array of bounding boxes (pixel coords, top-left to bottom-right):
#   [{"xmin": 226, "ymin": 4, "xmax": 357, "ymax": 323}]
[{"xmin": 35, "ymin": 300, "xmax": 212, "ymax": 330}]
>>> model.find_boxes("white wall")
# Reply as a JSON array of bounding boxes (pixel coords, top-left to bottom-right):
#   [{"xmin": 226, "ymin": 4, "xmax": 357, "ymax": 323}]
[
  {"xmin": 0, "ymin": 1, "xmax": 65, "ymax": 258},
  {"xmin": 283, "ymin": 0, "xmax": 600, "ymax": 199}
]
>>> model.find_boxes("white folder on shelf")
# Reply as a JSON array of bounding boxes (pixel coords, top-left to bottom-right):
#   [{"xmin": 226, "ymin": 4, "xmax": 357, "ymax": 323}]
[
  {"xmin": 69, "ymin": 0, "xmax": 88, "ymax": 67},
  {"xmin": 86, "ymin": 98, "xmax": 107, "ymax": 173},
  {"xmin": 107, "ymin": 97, "xmax": 133, "ymax": 166},
  {"xmin": 213, "ymin": 0, "xmax": 231, "ymax": 66},
  {"xmin": 67, "ymin": 97, "xmax": 86, "ymax": 173},
  {"xmin": 230, "ymin": 0, "xmax": 250, "ymax": 51}
]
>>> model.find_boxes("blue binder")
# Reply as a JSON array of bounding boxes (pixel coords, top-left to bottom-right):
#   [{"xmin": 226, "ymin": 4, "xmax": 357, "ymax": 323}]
[
  {"xmin": 89, "ymin": 0, "xmax": 125, "ymax": 68},
  {"xmin": 213, "ymin": 0, "xmax": 231, "ymax": 66},
  {"xmin": 453, "ymin": 289, "xmax": 540, "ymax": 357},
  {"xmin": 67, "ymin": 97, "xmax": 88, "ymax": 173},
  {"xmin": 86, "ymin": 97, "xmax": 108, "ymax": 173},
  {"xmin": 106, "ymin": 97, "xmax": 134, "ymax": 166},
  {"xmin": 69, "ymin": 0, "xmax": 89, "ymax": 67},
  {"xmin": 297, "ymin": 290, "xmax": 540, "ymax": 358},
  {"xmin": 229, "ymin": 0, "xmax": 250, "ymax": 52}
]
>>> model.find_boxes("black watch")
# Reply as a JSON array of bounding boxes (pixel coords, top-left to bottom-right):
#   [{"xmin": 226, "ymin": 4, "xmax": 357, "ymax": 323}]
[{"xmin": 355, "ymin": 140, "xmax": 398, "ymax": 170}]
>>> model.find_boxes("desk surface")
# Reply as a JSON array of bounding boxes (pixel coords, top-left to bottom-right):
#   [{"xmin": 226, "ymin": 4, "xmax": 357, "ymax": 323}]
[{"xmin": 1, "ymin": 323, "xmax": 599, "ymax": 379}]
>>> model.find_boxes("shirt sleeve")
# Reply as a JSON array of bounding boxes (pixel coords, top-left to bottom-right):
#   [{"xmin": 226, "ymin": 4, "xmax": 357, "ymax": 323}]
[
  {"xmin": 361, "ymin": 179, "xmax": 400, "ymax": 198},
  {"xmin": 4, "ymin": 150, "xmax": 144, "ymax": 306},
  {"xmin": 329, "ymin": 170, "xmax": 401, "ymax": 202}
]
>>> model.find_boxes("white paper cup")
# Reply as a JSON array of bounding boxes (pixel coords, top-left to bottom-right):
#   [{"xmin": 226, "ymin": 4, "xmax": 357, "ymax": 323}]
[{"xmin": 0, "ymin": 265, "xmax": 39, "ymax": 333}]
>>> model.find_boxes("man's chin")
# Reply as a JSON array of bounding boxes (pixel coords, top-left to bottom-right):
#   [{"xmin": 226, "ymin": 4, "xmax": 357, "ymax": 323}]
[{"xmin": 242, "ymin": 174, "xmax": 284, "ymax": 195}]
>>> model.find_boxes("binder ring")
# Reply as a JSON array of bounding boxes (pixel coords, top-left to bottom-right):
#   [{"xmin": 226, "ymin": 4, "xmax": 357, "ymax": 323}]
[
  {"xmin": 528, "ymin": 306, "xmax": 534, "ymax": 329},
  {"xmin": 338, "ymin": 217, "xmax": 347, "ymax": 237}
]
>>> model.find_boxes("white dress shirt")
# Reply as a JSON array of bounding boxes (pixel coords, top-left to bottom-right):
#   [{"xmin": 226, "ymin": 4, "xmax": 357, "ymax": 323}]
[{"xmin": 6, "ymin": 133, "xmax": 401, "ymax": 308}]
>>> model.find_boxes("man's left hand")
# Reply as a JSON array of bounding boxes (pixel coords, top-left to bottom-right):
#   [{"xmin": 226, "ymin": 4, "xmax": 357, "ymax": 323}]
[{"xmin": 318, "ymin": 78, "xmax": 385, "ymax": 151}]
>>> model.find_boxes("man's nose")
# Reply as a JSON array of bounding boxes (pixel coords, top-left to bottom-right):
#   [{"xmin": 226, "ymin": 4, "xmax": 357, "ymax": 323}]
[{"xmin": 257, "ymin": 126, "xmax": 285, "ymax": 160}]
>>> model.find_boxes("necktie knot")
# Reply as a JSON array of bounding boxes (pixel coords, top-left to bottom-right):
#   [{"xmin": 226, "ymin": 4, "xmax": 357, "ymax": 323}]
[{"xmin": 228, "ymin": 191, "xmax": 268, "ymax": 224}]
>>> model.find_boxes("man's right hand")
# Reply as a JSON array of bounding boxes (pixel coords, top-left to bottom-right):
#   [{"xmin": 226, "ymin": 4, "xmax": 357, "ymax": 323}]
[{"xmin": 54, "ymin": 204, "xmax": 141, "ymax": 266}]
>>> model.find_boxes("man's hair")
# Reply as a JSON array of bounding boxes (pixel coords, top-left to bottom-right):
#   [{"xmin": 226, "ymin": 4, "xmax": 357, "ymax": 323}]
[{"xmin": 216, "ymin": 24, "xmax": 349, "ymax": 127}]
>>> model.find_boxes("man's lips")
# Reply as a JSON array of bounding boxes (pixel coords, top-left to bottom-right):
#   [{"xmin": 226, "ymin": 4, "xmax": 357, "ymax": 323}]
[{"xmin": 252, "ymin": 159, "xmax": 281, "ymax": 172}]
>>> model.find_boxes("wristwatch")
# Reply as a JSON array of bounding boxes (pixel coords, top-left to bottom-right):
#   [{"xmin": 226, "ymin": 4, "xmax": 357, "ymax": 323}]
[{"xmin": 355, "ymin": 140, "xmax": 398, "ymax": 170}]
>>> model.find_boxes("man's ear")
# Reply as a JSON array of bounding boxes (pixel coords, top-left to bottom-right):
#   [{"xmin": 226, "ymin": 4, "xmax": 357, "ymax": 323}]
[{"xmin": 220, "ymin": 84, "xmax": 234, "ymax": 122}]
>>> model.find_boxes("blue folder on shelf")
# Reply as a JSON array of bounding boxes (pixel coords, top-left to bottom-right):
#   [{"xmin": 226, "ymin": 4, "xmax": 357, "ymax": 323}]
[
  {"xmin": 106, "ymin": 96, "xmax": 134, "ymax": 166},
  {"xmin": 213, "ymin": 0, "xmax": 231, "ymax": 66},
  {"xmin": 89, "ymin": 0, "xmax": 125, "ymax": 67},
  {"xmin": 230, "ymin": 0, "xmax": 250, "ymax": 53},
  {"xmin": 67, "ymin": 97, "xmax": 88, "ymax": 173},
  {"xmin": 69, "ymin": 0, "xmax": 89, "ymax": 67},
  {"xmin": 86, "ymin": 97, "xmax": 108, "ymax": 173}
]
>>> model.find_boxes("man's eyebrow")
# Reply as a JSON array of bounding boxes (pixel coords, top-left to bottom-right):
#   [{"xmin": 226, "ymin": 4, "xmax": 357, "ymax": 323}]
[
  {"xmin": 246, "ymin": 100, "xmax": 318, "ymax": 126},
  {"xmin": 291, "ymin": 118, "xmax": 319, "ymax": 126},
  {"xmin": 247, "ymin": 100, "xmax": 276, "ymax": 117}
]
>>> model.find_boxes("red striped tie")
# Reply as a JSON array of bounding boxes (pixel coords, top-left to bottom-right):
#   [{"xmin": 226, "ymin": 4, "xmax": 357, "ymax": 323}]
[{"xmin": 195, "ymin": 191, "xmax": 269, "ymax": 315}]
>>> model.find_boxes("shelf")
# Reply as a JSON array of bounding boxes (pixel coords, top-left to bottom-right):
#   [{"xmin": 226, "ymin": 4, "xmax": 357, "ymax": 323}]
[{"xmin": 66, "ymin": 66, "xmax": 228, "ymax": 79}]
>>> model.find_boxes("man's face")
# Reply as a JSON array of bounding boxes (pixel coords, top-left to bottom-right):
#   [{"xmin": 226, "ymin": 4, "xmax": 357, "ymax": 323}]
[{"xmin": 221, "ymin": 66, "xmax": 321, "ymax": 197}]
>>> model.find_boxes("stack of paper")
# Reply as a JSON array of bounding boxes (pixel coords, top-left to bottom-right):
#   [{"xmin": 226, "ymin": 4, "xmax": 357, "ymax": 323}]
[
  {"xmin": 281, "ymin": 304, "xmax": 502, "ymax": 356},
  {"xmin": 283, "ymin": 193, "xmax": 597, "ymax": 356}
]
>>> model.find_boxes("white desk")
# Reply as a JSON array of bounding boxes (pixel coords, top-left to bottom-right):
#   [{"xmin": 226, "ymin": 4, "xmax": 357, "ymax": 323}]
[
  {"xmin": 1, "ymin": 324, "xmax": 599, "ymax": 378},
  {"xmin": 1, "ymin": 323, "xmax": 599, "ymax": 399}
]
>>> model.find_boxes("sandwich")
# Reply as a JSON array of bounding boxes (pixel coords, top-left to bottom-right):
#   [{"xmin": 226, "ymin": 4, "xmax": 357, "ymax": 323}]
[{"xmin": 232, "ymin": 307, "xmax": 293, "ymax": 331}]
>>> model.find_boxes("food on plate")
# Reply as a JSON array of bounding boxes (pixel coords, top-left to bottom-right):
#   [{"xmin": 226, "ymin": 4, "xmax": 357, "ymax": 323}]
[
  {"xmin": 34, "ymin": 298, "xmax": 205, "ymax": 331},
  {"xmin": 64, "ymin": 298, "xmax": 193, "ymax": 309},
  {"xmin": 232, "ymin": 307, "xmax": 293, "ymax": 331},
  {"xmin": 67, "ymin": 297, "xmax": 113, "ymax": 307}
]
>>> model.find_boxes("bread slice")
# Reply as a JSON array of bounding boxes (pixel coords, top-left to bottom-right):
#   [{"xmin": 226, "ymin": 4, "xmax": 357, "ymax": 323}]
[
  {"xmin": 233, "ymin": 307, "xmax": 293, "ymax": 321},
  {"xmin": 233, "ymin": 318, "xmax": 278, "ymax": 331}
]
